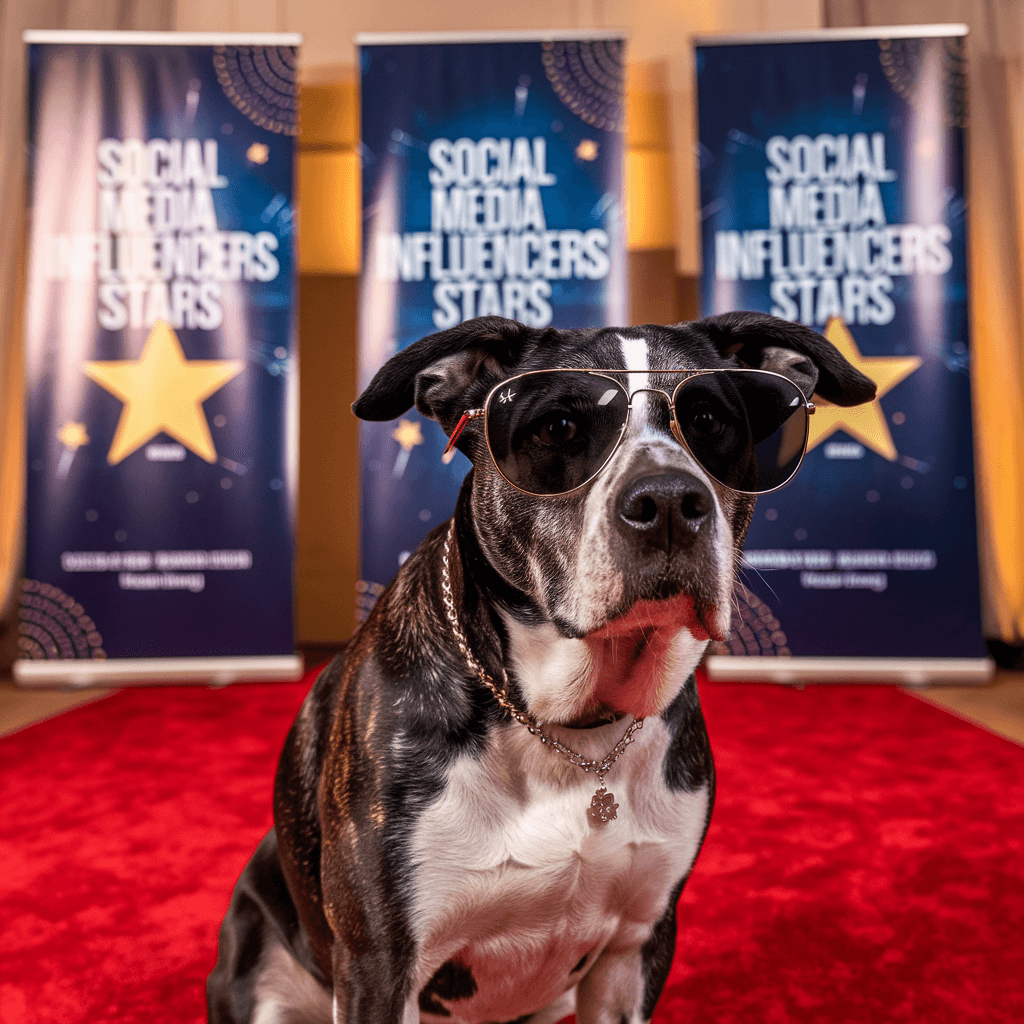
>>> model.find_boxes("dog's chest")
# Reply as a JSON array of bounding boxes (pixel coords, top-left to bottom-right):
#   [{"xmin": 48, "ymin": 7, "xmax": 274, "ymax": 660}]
[{"xmin": 404, "ymin": 718, "xmax": 710, "ymax": 1022}]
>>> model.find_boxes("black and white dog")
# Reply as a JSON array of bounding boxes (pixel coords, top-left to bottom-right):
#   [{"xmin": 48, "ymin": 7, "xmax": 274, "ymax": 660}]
[{"xmin": 208, "ymin": 313, "xmax": 875, "ymax": 1024}]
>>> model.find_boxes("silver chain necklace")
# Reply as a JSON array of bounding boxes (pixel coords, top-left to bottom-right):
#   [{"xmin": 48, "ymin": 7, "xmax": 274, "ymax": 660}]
[{"xmin": 440, "ymin": 520, "xmax": 644, "ymax": 826}]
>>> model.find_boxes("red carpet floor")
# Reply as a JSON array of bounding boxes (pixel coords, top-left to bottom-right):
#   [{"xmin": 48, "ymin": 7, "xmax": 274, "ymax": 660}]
[{"xmin": 2, "ymin": 668, "xmax": 1022, "ymax": 1024}]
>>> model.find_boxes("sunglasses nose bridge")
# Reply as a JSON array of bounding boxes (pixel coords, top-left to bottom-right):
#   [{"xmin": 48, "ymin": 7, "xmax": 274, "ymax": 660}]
[
  {"xmin": 626, "ymin": 386, "xmax": 675, "ymax": 411},
  {"xmin": 625, "ymin": 387, "xmax": 680, "ymax": 436},
  {"xmin": 628, "ymin": 386, "xmax": 697, "ymax": 465},
  {"xmin": 628, "ymin": 386, "xmax": 673, "ymax": 399}
]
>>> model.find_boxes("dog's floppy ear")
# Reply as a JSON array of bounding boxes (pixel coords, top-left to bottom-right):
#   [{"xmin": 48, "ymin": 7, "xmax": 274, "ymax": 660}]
[
  {"xmin": 353, "ymin": 316, "xmax": 537, "ymax": 429},
  {"xmin": 694, "ymin": 311, "xmax": 876, "ymax": 406}
]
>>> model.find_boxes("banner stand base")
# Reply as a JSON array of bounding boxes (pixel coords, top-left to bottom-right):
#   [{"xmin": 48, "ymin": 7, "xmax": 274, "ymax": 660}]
[
  {"xmin": 12, "ymin": 655, "xmax": 305, "ymax": 688},
  {"xmin": 705, "ymin": 656, "xmax": 995, "ymax": 686}
]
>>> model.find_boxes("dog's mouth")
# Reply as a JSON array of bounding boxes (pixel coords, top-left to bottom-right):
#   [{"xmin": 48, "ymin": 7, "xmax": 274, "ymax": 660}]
[
  {"xmin": 561, "ymin": 626, "xmax": 661, "ymax": 728},
  {"xmin": 576, "ymin": 594, "xmax": 726, "ymax": 719},
  {"xmin": 588, "ymin": 594, "xmax": 727, "ymax": 646},
  {"xmin": 623, "ymin": 624, "xmax": 661, "ymax": 660}
]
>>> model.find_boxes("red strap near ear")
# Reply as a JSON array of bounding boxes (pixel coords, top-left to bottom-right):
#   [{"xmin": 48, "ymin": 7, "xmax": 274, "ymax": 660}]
[{"xmin": 443, "ymin": 413, "xmax": 471, "ymax": 457}]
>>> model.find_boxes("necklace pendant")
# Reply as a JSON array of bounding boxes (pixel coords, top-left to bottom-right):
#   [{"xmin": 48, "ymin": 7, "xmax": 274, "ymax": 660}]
[{"xmin": 587, "ymin": 786, "xmax": 618, "ymax": 826}]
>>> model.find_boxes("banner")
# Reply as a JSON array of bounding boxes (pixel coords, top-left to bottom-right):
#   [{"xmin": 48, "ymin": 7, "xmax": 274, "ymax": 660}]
[
  {"xmin": 16, "ymin": 31, "xmax": 302, "ymax": 685},
  {"xmin": 357, "ymin": 31, "xmax": 627, "ymax": 615},
  {"xmin": 696, "ymin": 27, "xmax": 990, "ymax": 680}
]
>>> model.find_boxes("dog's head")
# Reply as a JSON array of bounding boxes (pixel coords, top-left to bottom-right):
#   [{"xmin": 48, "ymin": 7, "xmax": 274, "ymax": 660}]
[{"xmin": 355, "ymin": 313, "xmax": 875, "ymax": 722}]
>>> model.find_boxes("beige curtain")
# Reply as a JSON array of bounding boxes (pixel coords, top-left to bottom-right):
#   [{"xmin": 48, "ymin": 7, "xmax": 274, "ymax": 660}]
[
  {"xmin": 825, "ymin": 0, "xmax": 1024, "ymax": 645},
  {"xmin": 0, "ymin": 0, "xmax": 174, "ymax": 647}
]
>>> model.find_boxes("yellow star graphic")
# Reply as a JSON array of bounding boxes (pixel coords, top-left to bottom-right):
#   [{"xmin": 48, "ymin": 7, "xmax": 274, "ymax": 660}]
[
  {"xmin": 392, "ymin": 418, "xmax": 424, "ymax": 452},
  {"xmin": 808, "ymin": 318, "xmax": 922, "ymax": 461},
  {"xmin": 84, "ymin": 320, "xmax": 243, "ymax": 465},
  {"xmin": 58, "ymin": 422, "xmax": 90, "ymax": 450}
]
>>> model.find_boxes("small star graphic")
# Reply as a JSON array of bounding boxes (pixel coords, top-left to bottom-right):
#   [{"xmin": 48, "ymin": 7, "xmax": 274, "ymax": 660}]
[
  {"xmin": 84, "ymin": 320, "xmax": 243, "ymax": 465},
  {"xmin": 576, "ymin": 139, "xmax": 599, "ymax": 161},
  {"xmin": 392, "ymin": 419, "xmax": 424, "ymax": 452},
  {"xmin": 808, "ymin": 318, "xmax": 922, "ymax": 461},
  {"xmin": 247, "ymin": 142, "xmax": 270, "ymax": 164},
  {"xmin": 58, "ymin": 422, "xmax": 90, "ymax": 450}
]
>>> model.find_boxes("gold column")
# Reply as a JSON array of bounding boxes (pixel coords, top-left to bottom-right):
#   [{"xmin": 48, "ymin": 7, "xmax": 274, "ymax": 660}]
[
  {"xmin": 626, "ymin": 62, "xmax": 692, "ymax": 323},
  {"xmin": 294, "ymin": 79, "xmax": 362, "ymax": 645},
  {"xmin": 297, "ymin": 80, "xmax": 361, "ymax": 274}
]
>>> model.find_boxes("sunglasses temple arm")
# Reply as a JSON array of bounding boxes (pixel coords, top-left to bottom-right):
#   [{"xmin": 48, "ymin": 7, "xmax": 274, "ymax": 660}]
[{"xmin": 442, "ymin": 409, "xmax": 485, "ymax": 458}]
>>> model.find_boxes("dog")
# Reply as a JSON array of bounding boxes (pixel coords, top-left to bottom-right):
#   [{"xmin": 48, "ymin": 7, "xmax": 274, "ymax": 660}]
[{"xmin": 208, "ymin": 312, "xmax": 875, "ymax": 1024}]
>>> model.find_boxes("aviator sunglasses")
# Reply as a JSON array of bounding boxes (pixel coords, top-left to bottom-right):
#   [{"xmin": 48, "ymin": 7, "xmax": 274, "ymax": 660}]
[{"xmin": 442, "ymin": 367, "xmax": 816, "ymax": 496}]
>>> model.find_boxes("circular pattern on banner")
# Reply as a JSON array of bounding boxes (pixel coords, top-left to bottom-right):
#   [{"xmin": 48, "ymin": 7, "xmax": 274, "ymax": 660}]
[
  {"xmin": 716, "ymin": 582, "xmax": 792, "ymax": 658},
  {"xmin": 542, "ymin": 40, "xmax": 625, "ymax": 132},
  {"xmin": 213, "ymin": 46, "xmax": 299, "ymax": 136},
  {"xmin": 878, "ymin": 36, "xmax": 967, "ymax": 128},
  {"xmin": 18, "ymin": 580, "xmax": 106, "ymax": 660}
]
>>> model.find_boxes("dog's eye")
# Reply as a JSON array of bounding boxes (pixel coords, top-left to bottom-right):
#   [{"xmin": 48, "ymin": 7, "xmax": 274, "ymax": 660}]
[
  {"xmin": 537, "ymin": 415, "xmax": 577, "ymax": 445},
  {"xmin": 688, "ymin": 406, "xmax": 724, "ymax": 438}
]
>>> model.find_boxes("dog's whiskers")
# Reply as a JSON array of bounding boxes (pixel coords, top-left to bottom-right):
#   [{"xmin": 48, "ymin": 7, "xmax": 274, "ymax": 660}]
[{"xmin": 738, "ymin": 561, "xmax": 782, "ymax": 608}]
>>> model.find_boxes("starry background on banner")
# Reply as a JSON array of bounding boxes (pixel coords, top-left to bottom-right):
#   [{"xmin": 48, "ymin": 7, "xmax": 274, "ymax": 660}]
[
  {"xmin": 358, "ymin": 38, "xmax": 627, "ymax": 608},
  {"xmin": 697, "ymin": 36, "xmax": 985, "ymax": 658},
  {"xmin": 22, "ymin": 43, "xmax": 297, "ymax": 659}
]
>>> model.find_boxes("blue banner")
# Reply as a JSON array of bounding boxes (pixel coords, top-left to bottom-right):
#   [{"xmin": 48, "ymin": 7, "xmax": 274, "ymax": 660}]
[
  {"xmin": 18, "ymin": 34, "xmax": 300, "ymax": 670},
  {"xmin": 358, "ymin": 33, "xmax": 627, "ymax": 612},
  {"xmin": 697, "ymin": 30, "xmax": 986, "ymax": 660}
]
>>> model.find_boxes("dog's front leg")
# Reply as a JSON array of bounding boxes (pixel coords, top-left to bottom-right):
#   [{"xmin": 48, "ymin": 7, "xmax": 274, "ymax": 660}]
[
  {"xmin": 576, "ymin": 891, "xmax": 681, "ymax": 1024},
  {"xmin": 574, "ymin": 945, "xmax": 646, "ymax": 1024},
  {"xmin": 320, "ymin": 833, "xmax": 420, "ymax": 1024},
  {"xmin": 328, "ymin": 941, "xmax": 420, "ymax": 1024},
  {"xmin": 329, "ymin": 987, "xmax": 419, "ymax": 1024}
]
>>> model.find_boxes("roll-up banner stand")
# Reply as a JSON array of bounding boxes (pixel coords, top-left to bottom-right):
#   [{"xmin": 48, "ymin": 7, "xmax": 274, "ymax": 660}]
[
  {"xmin": 356, "ymin": 30, "xmax": 628, "ymax": 611},
  {"xmin": 15, "ymin": 31, "xmax": 303, "ymax": 686},
  {"xmin": 696, "ymin": 26, "xmax": 992, "ymax": 684}
]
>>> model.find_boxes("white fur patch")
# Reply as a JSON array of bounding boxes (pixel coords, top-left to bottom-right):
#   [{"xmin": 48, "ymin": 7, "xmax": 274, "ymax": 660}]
[
  {"xmin": 711, "ymin": 514, "xmax": 738, "ymax": 640},
  {"xmin": 502, "ymin": 616, "xmax": 594, "ymax": 723},
  {"xmin": 618, "ymin": 333, "xmax": 650, "ymax": 425},
  {"xmin": 407, "ymin": 716, "xmax": 710, "ymax": 1023}
]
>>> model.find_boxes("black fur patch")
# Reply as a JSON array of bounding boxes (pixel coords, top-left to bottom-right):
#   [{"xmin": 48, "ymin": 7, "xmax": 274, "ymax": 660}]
[
  {"xmin": 419, "ymin": 958, "xmax": 479, "ymax": 1015},
  {"xmin": 273, "ymin": 654, "xmax": 346, "ymax": 977},
  {"xmin": 639, "ymin": 874, "xmax": 689, "ymax": 1020},
  {"xmin": 641, "ymin": 677, "xmax": 718, "ymax": 1017},
  {"xmin": 659, "ymin": 672, "xmax": 715, "ymax": 793}
]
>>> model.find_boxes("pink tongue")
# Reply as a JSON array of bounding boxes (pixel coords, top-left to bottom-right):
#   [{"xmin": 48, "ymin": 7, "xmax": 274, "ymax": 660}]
[
  {"xmin": 587, "ymin": 602, "xmax": 725, "ymax": 715},
  {"xmin": 589, "ymin": 629, "xmax": 670, "ymax": 715}
]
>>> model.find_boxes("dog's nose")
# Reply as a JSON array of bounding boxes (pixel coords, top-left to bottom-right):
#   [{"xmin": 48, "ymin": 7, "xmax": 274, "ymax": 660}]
[{"xmin": 616, "ymin": 471, "xmax": 713, "ymax": 552}]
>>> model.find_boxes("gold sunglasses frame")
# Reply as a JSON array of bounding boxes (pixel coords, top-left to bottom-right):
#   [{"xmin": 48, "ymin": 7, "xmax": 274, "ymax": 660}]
[{"xmin": 443, "ymin": 367, "xmax": 815, "ymax": 497}]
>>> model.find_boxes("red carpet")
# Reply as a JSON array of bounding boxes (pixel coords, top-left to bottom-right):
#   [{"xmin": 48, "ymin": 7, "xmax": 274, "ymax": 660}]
[{"xmin": 2, "ymin": 668, "xmax": 1022, "ymax": 1023}]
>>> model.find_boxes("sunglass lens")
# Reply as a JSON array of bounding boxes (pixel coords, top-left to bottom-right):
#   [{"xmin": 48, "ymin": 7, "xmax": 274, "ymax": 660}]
[
  {"xmin": 674, "ymin": 370, "xmax": 807, "ymax": 492},
  {"xmin": 485, "ymin": 371, "xmax": 629, "ymax": 495}
]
